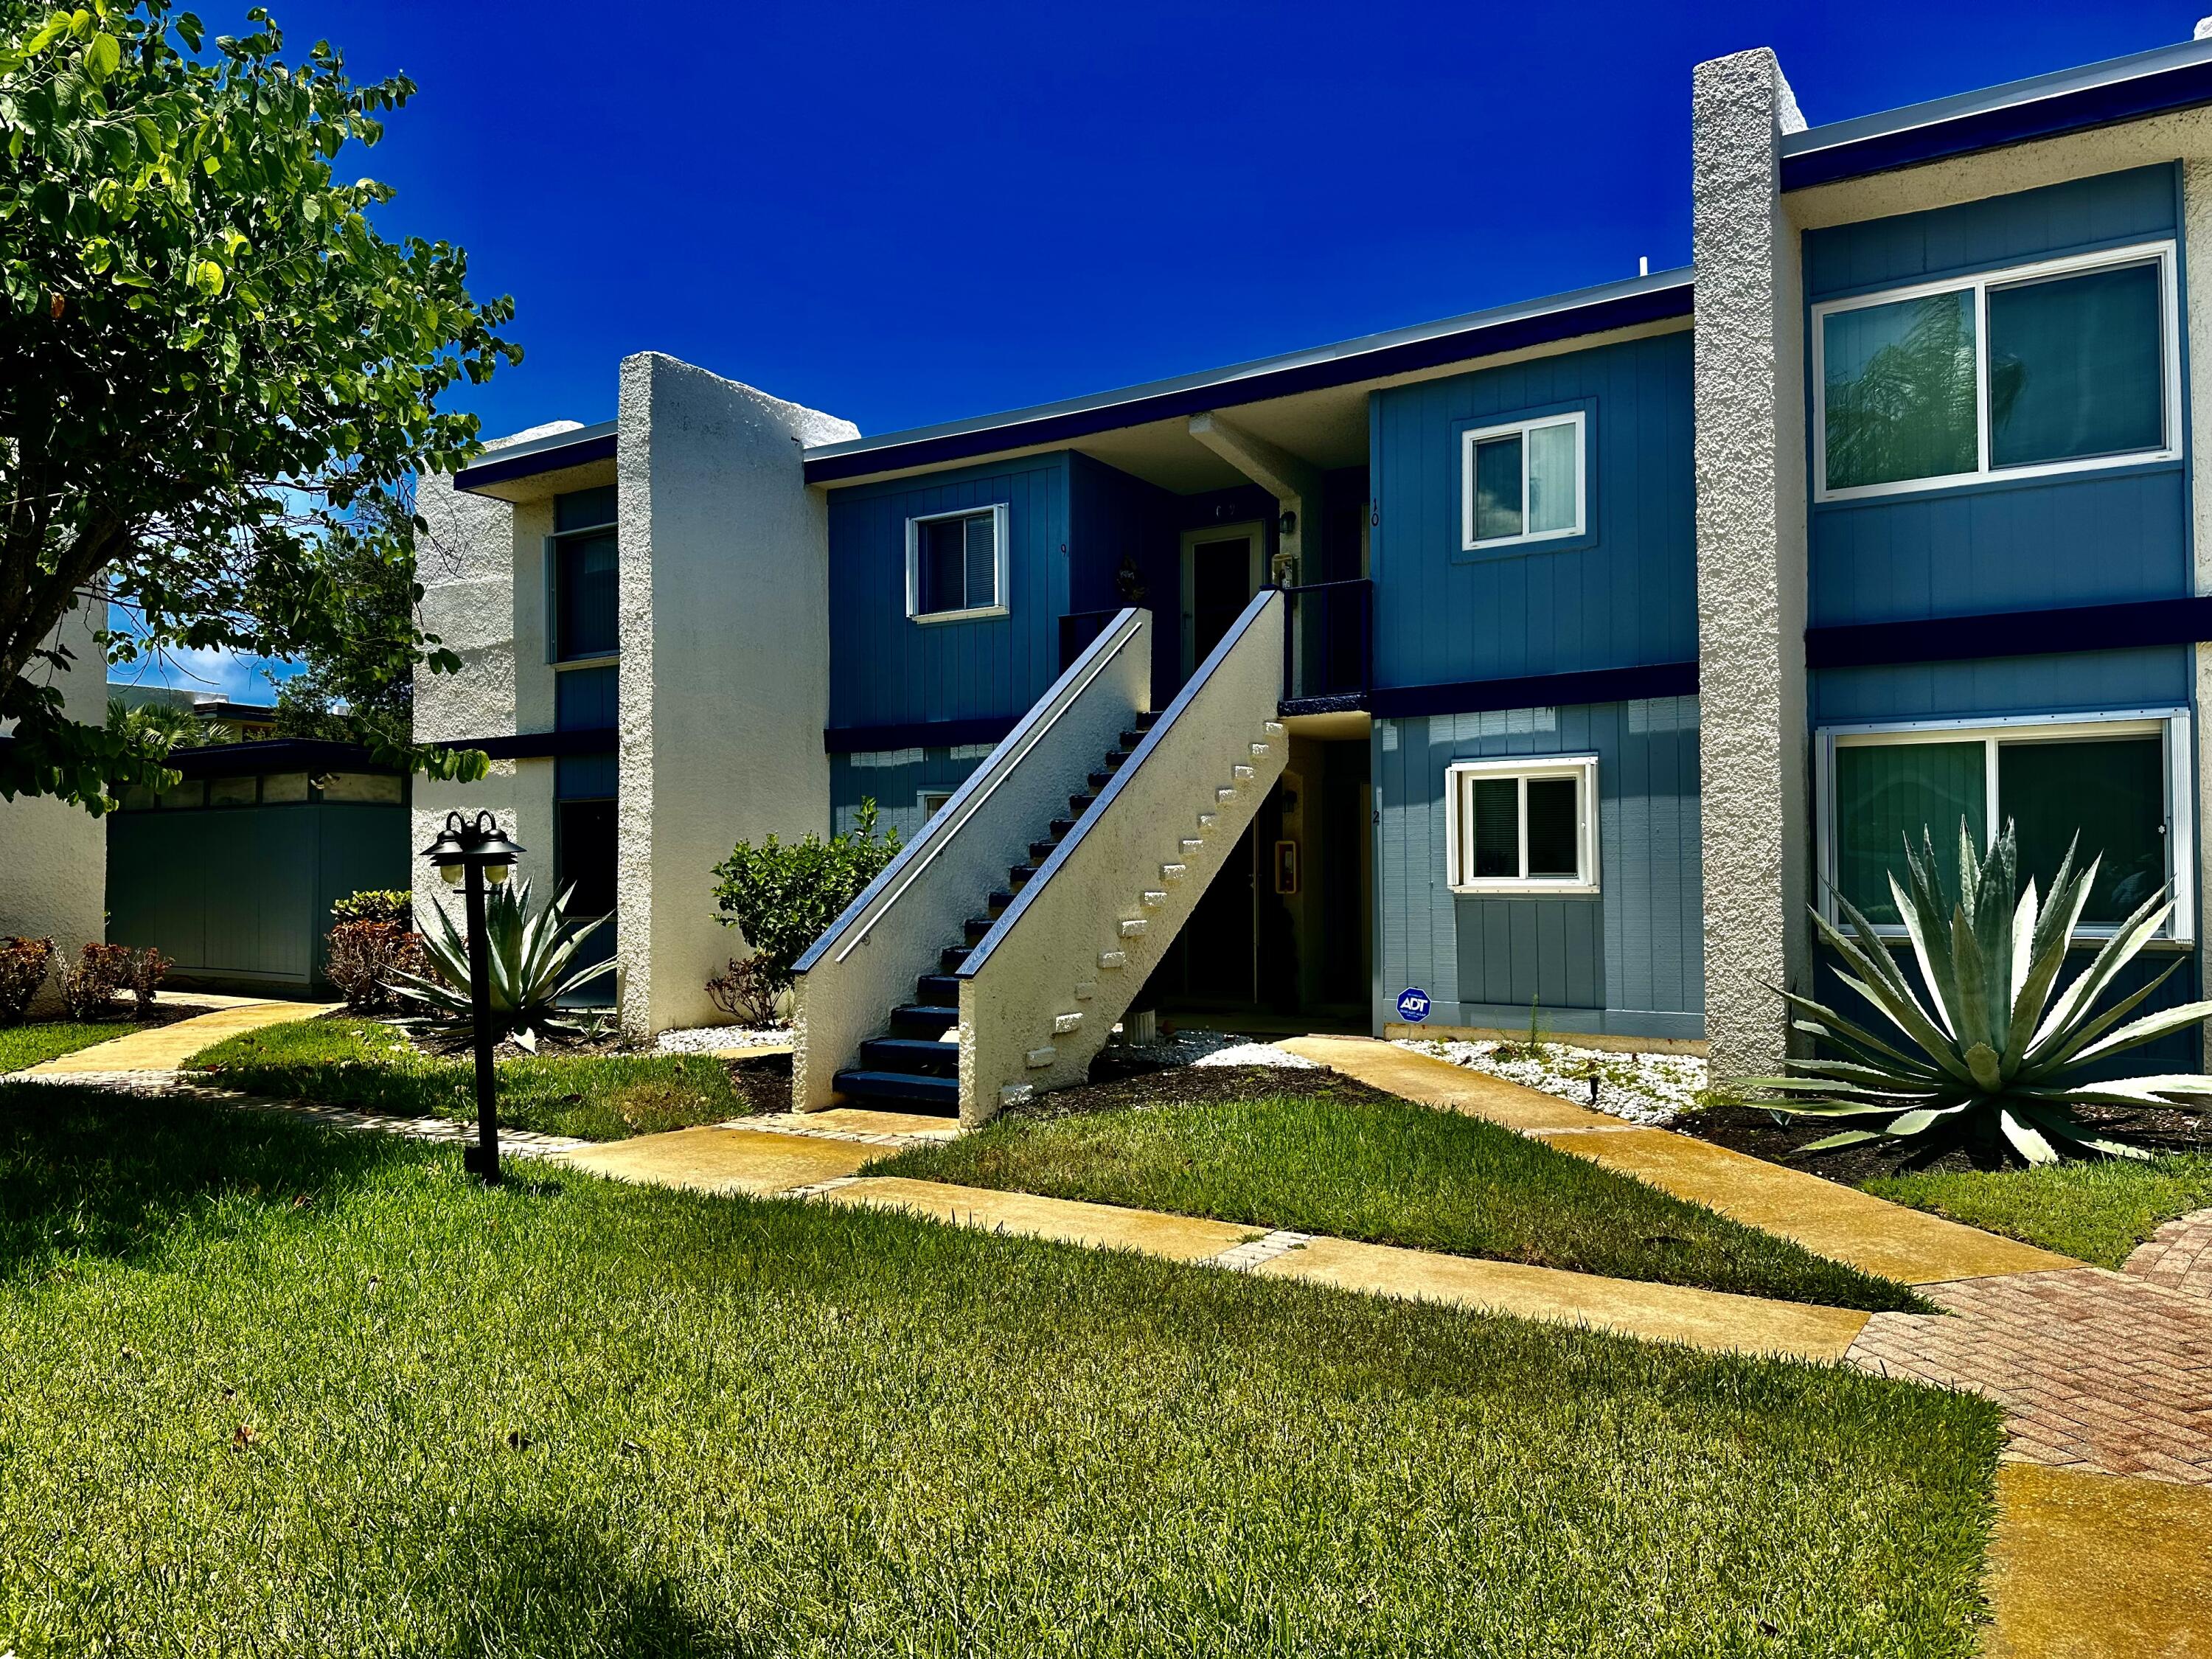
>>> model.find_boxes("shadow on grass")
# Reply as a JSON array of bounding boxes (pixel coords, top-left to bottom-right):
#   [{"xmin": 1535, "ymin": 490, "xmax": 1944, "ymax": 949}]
[
  {"xmin": 431, "ymin": 1512, "xmax": 731, "ymax": 1657},
  {"xmin": 0, "ymin": 1083, "xmax": 430, "ymax": 1280}
]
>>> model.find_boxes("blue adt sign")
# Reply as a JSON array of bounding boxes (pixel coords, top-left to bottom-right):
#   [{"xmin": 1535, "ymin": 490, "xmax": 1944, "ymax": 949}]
[{"xmin": 1395, "ymin": 987, "xmax": 1432, "ymax": 1023}]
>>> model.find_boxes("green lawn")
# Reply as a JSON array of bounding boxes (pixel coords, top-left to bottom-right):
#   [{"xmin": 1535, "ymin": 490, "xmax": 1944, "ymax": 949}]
[
  {"xmin": 1865, "ymin": 1154, "xmax": 2212, "ymax": 1270},
  {"xmin": 0, "ymin": 1020, "xmax": 146, "ymax": 1074},
  {"xmin": 186, "ymin": 1017, "xmax": 745, "ymax": 1141},
  {"xmin": 0, "ymin": 1085, "xmax": 1997, "ymax": 1657},
  {"xmin": 866, "ymin": 1092, "xmax": 1927, "ymax": 1312}
]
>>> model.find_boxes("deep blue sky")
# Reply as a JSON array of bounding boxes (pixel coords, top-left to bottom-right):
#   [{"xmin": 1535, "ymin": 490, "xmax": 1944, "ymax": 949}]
[{"xmin": 134, "ymin": 0, "xmax": 2190, "ymax": 696}]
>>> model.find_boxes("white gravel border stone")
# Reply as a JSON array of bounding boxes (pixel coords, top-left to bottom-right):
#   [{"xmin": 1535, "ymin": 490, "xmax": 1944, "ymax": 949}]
[{"xmin": 1394, "ymin": 1037, "xmax": 1704, "ymax": 1126}]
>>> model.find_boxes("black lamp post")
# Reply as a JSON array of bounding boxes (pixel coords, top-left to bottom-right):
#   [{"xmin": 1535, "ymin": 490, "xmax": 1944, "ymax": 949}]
[{"xmin": 420, "ymin": 808, "xmax": 525, "ymax": 1183}]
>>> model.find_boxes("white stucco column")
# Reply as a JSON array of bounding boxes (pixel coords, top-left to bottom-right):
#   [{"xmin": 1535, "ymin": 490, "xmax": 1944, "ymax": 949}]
[
  {"xmin": 2184, "ymin": 158, "xmax": 2212, "ymax": 1068},
  {"xmin": 0, "ymin": 596, "xmax": 109, "ymax": 995},
  {"xmin": 410, "ymin": 423, "xmax": 578, "ymax": 915},
  {"xmin": 1691, "ymin": 47, "xmax": 1812, "ymax": 1081},
  {"xmin": 613, "ymin": 354, "xmax": 857, "ymax": 1038}
]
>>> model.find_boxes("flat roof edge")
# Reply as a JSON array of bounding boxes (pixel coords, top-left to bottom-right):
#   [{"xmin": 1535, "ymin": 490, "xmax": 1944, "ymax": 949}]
[
  {"xmin": 802, "ymin": 272, "xmax": 1693, "ymax": 484},
  {"xmin": 453, "ymin": 421, "xmax": 618, "ymax": 493},
  {"xmin": 1782, "ymin": 36, "xmax": 2212, "ymax": 191}
]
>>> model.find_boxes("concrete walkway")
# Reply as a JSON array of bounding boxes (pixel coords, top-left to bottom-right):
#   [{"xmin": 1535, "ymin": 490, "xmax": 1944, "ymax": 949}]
[{"xmin": 18, "ymin": 997, "xmax": 335, "ymax": 1077}]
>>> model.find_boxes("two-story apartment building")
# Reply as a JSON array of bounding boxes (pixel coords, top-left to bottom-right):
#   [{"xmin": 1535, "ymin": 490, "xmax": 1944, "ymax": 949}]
[{"xmin": 417, "ymin": 29, "xmax": 2212, "ymax": 1120}]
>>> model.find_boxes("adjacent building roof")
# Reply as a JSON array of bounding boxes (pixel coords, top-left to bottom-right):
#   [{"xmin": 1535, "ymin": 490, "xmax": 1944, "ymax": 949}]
[
  {"xmin": 1781, "ymin": 33, "xmax": 2212, "ymax": 191},
  {"xmin": 799, "ymin": 270, "xmax": 1692, "ymax": 484},
  {"xmin": 451, "ymin": 419, "xmax": 616, "ymax": 494}
]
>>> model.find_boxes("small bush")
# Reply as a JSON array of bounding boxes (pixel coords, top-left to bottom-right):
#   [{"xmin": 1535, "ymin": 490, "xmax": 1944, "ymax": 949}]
[
  {"xmin": 709, "ymin": 799, "xmax": 901, "ymax": 1011},
  {"xmin": 326, "ymin": 920, "xmax": 423, "ymax": 1013},
  {"xmin": 60, "ymin": 943, "xmax": 136, "ymax": 1020},
  {"xmin": 332, "ymin": 888, "xmax": 412, "ymax": 927},
  {"xmin": 125, "ymin": 947, "xmax": 171, "ymax": 1017},
  {"xmin": 0, "ymin": 936, "xmax": 56, "ymax": 1024},
  {"xmin": 706, "ymin": 954, "xmax": 785, "ymax": 1026}
]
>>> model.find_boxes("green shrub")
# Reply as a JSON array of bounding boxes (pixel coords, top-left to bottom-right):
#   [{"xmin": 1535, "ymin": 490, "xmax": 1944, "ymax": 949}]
[
  {"xmin": 709, "ymin": 799, "xmax": 902, "ymax": 1004},
  {"xmin": 60, "ymin": 943, "xmax": 136, "ymax": 1020},
  {"xmin": 332, "ymin": 888, "xmax": 412, "ymax": 926},
  {"xmin": 0, "ymin": 936, "xmax": 55, "ymax": 1025}
]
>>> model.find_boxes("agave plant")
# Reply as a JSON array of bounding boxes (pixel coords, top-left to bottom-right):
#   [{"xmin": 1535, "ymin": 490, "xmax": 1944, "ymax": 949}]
[
  {"xmin": 389, "ymin": 877, "xmax": 613, "ymax": 1049},
  {"xmin": 1743, "ymin": 821, "xmax": 2212, "ymax": 1164}
]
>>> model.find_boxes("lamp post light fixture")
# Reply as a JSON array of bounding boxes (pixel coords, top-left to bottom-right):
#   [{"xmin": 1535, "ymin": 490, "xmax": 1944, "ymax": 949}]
[{"xmin": 420, "ymin": 808, "xmax": 526, "ymax": 1183}]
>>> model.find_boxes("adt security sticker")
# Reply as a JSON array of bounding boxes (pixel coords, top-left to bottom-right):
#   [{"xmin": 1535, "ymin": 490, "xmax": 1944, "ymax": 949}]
[{"xmin": 1395, "ymin": 987, "xmax": 1432, "ymax": 1023}]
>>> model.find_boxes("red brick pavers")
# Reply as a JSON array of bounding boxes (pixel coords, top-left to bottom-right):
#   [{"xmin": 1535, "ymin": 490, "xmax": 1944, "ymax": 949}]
[
  {"xmin": 1847, "ymin": 1267, "xmax": 2212, "ymax": 1485},
  {"xmin": 2124, "ymin": 1208, "xmax": 2212, "ymax": 1300}
]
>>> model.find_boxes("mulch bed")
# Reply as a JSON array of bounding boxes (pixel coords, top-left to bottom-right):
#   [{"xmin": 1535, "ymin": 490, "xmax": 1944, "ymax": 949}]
[{"xmin": 1680, "ymin": 1099, "xmax": 2212, "ymax": 1183}]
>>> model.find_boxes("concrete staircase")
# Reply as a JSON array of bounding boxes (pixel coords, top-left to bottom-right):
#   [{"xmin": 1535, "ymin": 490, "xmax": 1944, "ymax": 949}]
[{"xmin": 792, "ymin": 591, "xmax": 1287, "ymax": 1124}]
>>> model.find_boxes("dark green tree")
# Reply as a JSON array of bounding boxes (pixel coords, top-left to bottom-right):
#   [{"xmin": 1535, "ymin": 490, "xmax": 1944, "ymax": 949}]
[
  {"xmin": 263, "ymin": 484, "xmax": 420, "ymax": 752},
  {"xmin": 0, "ymin": 1, "xmax": 515, "ymax": 810}
]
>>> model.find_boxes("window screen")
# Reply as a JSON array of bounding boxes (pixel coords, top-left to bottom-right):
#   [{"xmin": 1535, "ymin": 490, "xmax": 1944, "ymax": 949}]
[
  {"xmin": 1833, "ymin": 741, "xmax": 1986, "ymax": 924},
  {"xmin": 914, "ymin": 509, "xmax": 1001, "ymax": 616}
]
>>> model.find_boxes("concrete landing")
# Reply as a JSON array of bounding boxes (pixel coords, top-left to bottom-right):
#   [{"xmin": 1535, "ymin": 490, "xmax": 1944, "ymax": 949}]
[
  {"xmin": 21, "ymin": 999, "xmax": 337, "ymax": 1076},
  {"xmin": 1986, "ymin": 1464, "xmax": 2212, "ymax": 1656},
  {"xmin": 1251, "ymin": 1234, "xmax": 1871, "ymax": 1360},
  {"xmin": 1279, "ymin": 1036, "xmax": 2078, "ymax": 1285},
  {"xmin": 561, "ymin": 1127, "xmax": 876, "ymax": 1196}
]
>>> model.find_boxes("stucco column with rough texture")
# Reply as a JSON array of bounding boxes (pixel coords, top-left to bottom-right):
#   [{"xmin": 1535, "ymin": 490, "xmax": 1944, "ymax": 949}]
[
  {"xmin": 410, "ymin": 424, "xmax": 577, "ymax": 919},
  {"xmin": 614, "ymin": 355, "xmax": 856, "ymax": 1038},
  {"xmin": 0, "ymin": 596, "xmax": 108, "ymax": 1002},
  {"xmin": 1691, "ymin": 48, "xmax": 1812, "ymax": 1081},
  {"xmin": 2186, "ymin": 158, "xmax": 2212, "ymax": 1068}
]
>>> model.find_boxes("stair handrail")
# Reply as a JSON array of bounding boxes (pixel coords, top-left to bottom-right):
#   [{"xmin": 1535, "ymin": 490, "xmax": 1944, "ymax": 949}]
[{"xmin": 957, "ymin": 586, "xmax": 1281, "ymax": 979}]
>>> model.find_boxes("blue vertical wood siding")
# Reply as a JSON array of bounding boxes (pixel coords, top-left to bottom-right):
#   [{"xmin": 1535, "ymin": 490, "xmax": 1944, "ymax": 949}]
[
  {"xmin": 1067, "ymin": 453, "xmax": 1181, "ymax": 706},
  {"xmin": 827, "ymin": 455, "xmax": 1071, "ymax": 732},
  {"xmin": 1811, "ymin": 646, "xmax": 2191, "ymax": 726},
  {"xmin": 830, "ymin": 746, "xmax": 994, "ymax": 841},
  {"xmin": 1806, "ymin": 164, "xmax": 2190, "ymax": 627},
  {"xmin": 1367, "ymin": 330, "xmax": 1695, "ymax": 691},
  {"xmin": 1374, "ymin": 698, "xmax": 1703, "ymax": 1038}
]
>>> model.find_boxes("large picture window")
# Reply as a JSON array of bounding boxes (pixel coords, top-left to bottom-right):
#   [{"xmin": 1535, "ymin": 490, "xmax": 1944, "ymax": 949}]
[
  {"xmin": 1819, "ymin": 713, "xmax": 2192, "ymax": 939},
  {"xmin": 1444, "ymin": 755, "xmax": 1600, "ymax": 894},
  {"xmin": 1814, "ymin": 243, "xmax": 2178, "ymax": 501},
  {"xmin": 905, "ymin": 504, "xmax": 1009, "ymax": 622},
  {"xmin": 1461, "ymin": 411, "xmax": 1585, "ymax": 552}
]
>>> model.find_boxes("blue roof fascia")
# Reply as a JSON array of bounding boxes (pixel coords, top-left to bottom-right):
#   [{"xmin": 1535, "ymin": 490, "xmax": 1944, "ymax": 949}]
[
  {"xmin": 1781, "ymin": 36, "xmax": 2212, "ymax": 192},
  {"xmin": 801, "ymin": 271, "xmax": 1694, "ymax": 485},
  {"xmin": 452, "ymin": 420, "xmax": 618, "ymax": 493}
]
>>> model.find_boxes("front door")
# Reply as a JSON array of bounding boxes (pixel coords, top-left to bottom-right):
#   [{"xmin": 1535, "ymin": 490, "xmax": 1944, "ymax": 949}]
[{"xmin": 1180, "ymin": 523, "xmax": 1267, "ymax": 681}]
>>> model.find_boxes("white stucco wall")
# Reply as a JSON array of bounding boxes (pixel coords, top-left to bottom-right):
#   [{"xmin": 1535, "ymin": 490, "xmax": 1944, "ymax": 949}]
[
  {"xmin": 614, "ymin": 354, "xmax": 856, "ymax": 1037},
  {"xmin": 1691, "ymin": 47, "xmax": 1812, "ymax": 1082},
  {"xmin": 409, "ymin": 424, "xmax": 581, "ymax": 916},
  {"xmin": 0, "ymin": 596, "xmax": 109, "ymax": 988}
]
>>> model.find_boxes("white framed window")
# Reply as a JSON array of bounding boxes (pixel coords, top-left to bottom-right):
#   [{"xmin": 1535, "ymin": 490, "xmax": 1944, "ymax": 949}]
[
  {"xmin": 905, "ymin": 503, "xmax": 1009, "ymax": 622},
  {"xmin": 1461, "ymin": 411, "xmax": 1585, "ymax": 552},
  {"xmin": 1812, "ymin": 241, "xmax": 2181, "ymax": 503},
  {"xmin": 919, "ymin": 789, "xmax": 953, "ymax": 821},
  {"xmin": 1443, "ymin": 754, "xmax": 1601, "ymax": 894},
  {"xmin": 1815, "ymin": 709, "xmax": 2194, "ymax": 942}
]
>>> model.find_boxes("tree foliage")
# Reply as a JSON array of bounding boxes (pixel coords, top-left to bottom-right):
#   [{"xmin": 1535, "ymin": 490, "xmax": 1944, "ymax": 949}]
[
  {"xmin": 264, "ymin": 484, "xmax": 419, "ymax": 753},
  {"xmin": 0, "ymin": 1, "xmax": 516, "ymax": 810}
]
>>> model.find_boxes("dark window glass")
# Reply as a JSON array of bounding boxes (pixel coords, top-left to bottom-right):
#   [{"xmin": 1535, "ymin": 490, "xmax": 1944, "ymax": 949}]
[
  {"xmin": 1526, "ymin": 777, "xmax": 1580, "ymax": 878},
  {"xmin": 1823, "ymin": 289, "xmax": 1978, "ymax": 490},
  {"xmin": 556, "ymin": 531, "xmax": 619, "ymax": 659},
  {"xmin": 1999, "ymin": 736, "xmax": 2165, "ymax": 927},
  {"xmin": 556, "ymin": 664, "xmax": 618, "ymax": 732},
  {"xmin": 554, "ymin": 484, "xmax": 616, "ymax": 532},
  {"xmin": 1189, "ymin": 534, "xmax": 1256, "ymax": 664},
  {"xmin": 1472, "ymin": 434, "xmax": 1523, "ymax": 540},
  {"xmin": 555, "ymin": 797, "xmax": 619, "ymax": 996},
  {"xmin": 917, "ymin": 512, "xmax": 998, "ymax": 615},
  {"xmin": 1834, "ymin": 741, "xmax": 1986, "ymax": 925},
  {"xmin": 1471, "ymin": 778, "xmax": 1518, "ymax": 879},
  {"xmin": 1988, "ymin": 262, "xmax": 2164, "ymax": 469}
]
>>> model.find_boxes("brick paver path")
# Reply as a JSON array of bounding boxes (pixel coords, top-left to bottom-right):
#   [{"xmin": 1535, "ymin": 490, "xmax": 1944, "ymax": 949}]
[
  {"xmin": 2124, "ymin": 1208, "xmax": 2212, "ymax": 1300},
  {"xmin": 1848, "ymin": 1267, "xmax": 2212, "ymax": 1485}
]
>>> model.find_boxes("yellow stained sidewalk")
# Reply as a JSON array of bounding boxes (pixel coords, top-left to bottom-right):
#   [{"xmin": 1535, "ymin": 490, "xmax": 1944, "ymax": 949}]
[
  {"xmin": 19, "ymin": 997, "xmax": 335, "ymax": 1076},
  {"xmin": 551, "ymin": 1117, "xmax": 1869, "ymax": 1360},
  {"xmin": 1279, "ymin": 1036, "xmax": 2077, "ymax": 1285}
]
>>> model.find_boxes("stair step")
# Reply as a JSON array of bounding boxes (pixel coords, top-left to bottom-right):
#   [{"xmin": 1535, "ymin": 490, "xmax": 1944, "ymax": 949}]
[
  {"xmin": 1216, "ymin": 787, "xmax": 1237, "ymax": 804},
  {"xmin": 1087, "ymin": 771, "xmax": 1115, "ymax": 791},
  {"xmin": 917, "ymin": 973, "xmax": 960, "ymax": 1002},
  {"xmin": 1198, "ymin": 813, "xmax": 1219, "ymax": 833},
  {"xmin": 1141, "ymin": 890, "xmax": 1168, "ymax": 908},
  {"xmin": 1161, "ymin": 862, "xmax": 1187, "ymax": 883},
  {"xmin": 835, "ymin": 1068, "xmax": 959, "ymax": 1113},
  {"xmin": 890, "ymin": 1003, "xmax": 958, "ymax": 1037},
  {"xmin": 1029, "ymin": 839, "xmax": 1060, "ymax": 862},
  {"xmin": 1049, "ymin": 817, "xmax": 1077, "ymax": 838},
  {"xmin": 1250, "ymin": 742, "xmax": 1270, "ymax": 757},
  {"xmin": 939, "ymin": 945, "xmax": 972, "ymax": 973},
  {"xmin": 987, "ymin": 889, "xmax": 1015, "ymax": 911},
  {"xmin": 1068, "ymin": 790, "xmax": 1096, "ymax": 814},
  {"xmin": 1263, "ymin": 720, "xmax": 1284, "ymax": 737},
  {"xmin": 1180, "ymin": 838, "xmax": 1204, "ymax": 855},
  {"xmin": 1117, "ymin": 731, "xmax": 1150, "ymax": 750},
  {"xmin": 860, "ymin": 1037, "xmax": 960, "ymax": 1076},
  {"xmin": 1104, "ymin": 748, "xmax": 1134, "ymax": 768},
  {"xmin": 1008, "ymin": 863, "xmax": 1039, "ymax": 887},
  {"xmin": 962, "ymin": 916, "xmax": 995, "ymax": 942},
  {"xmin": 1133, "ymin": 710, "xmax": 1160, "ymax": 728},
  {"xmin": 1233, "ymin": 765, "xmax": 1255, "ymax": 782}
]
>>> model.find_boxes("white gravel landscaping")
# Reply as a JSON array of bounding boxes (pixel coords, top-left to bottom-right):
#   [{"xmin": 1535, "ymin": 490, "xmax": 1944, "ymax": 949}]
[
  {"xmin": 1394, "ymin": 1036, "xmax": 1705, "ymax": 1126},
  {"xmin": 654, "ymin": 1024, "xmax": 792, "ymax": 1054}
]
